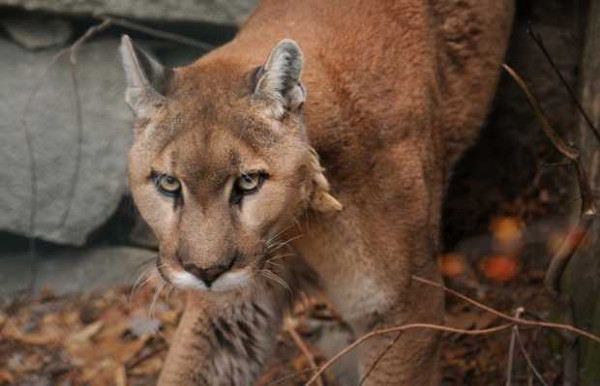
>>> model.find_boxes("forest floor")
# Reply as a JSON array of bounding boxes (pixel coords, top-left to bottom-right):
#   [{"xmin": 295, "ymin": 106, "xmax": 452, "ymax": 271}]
[{"xmin": 0, "ymin": 238, "xmax": 564, "ymax": 386}]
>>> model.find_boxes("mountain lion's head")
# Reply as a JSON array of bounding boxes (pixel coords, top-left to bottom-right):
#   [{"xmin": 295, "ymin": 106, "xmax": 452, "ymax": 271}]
[{"xmin": 120, "ymin": 36, "xmax": 341, "ymax": 293}]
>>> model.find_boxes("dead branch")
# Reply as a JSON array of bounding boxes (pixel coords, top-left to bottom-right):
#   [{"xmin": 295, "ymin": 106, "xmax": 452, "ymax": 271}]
[
  {"xmin": 305, "ymin": 276, "xmax": 600, "ymax": 385},
  {"xmin": 305, "ymin": 323, "xmax": 514, "ymax": 385},
  {"xmin": 358, "ymin": 331, "xmax": 403, "ymax": 386},
  {"xmin": 506, "ymin": 308, "xmax": 524, "ymax": 386},
  {"xmin": 284, "ymin": 317, "xmax": 324, "ymax": 386},
  {"xmin": 265, "ymin": 368, "xmax": 316, "ymax": 386},
  {"xmin": 502, "ymin": 64, "xmax": 597, "ymax": 297},
  {"xmin": 527, "ymin": 23, "xmax": 600, "ymax": 142},
  {"xmin": 412, "ymin": 276, "xmax": 600, "ymax": 343},
  {"xmin": 20, "ymin": 19, "xmax": 111, "ymax": 294},
  {"xmin": 515, "ymin": 327, "xmax": 548, "ymax": 386},
  {"xmin": 97, "ymin": 16, "xmax": 214, "ymax": 51}
]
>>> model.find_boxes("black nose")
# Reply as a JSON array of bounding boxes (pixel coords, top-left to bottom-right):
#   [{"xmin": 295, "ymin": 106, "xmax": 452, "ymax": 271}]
[{"xmin": 183, "ymin": 263, "xmax": 230, "ymax": 287}]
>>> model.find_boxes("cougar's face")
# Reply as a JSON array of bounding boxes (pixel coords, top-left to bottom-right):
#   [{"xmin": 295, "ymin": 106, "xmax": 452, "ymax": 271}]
[{"xmin": 129, "ymin": 105, "xmax": 313, "ymax": 293}]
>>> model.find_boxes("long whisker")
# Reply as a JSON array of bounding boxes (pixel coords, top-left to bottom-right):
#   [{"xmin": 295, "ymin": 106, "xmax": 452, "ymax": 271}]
[
  {"xmin": 266, "ymin": 252, "xmax": 296, "ymax": 263},
  {"xmin": 129, "ymin": 267, "xmax": 156, "ymax": 304},
  {"xmin": 266, "ymin": 260, "xmax": 285, "ymax": 270},
  {"xmin": 261, "ymin": 269, "xmax": 292, "ymax": 297},
  {"xmin": 149, "ymin": 280, "xmax": 167, "ymax": 320},
  {"xmin": 268, "ymin": 234, "xmax": 304, "ymax": 253}
]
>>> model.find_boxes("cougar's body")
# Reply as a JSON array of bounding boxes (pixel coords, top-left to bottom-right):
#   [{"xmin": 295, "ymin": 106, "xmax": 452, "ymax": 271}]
[{"xmin": 121, "ymin": 0, "xmax": 514, "ymax": 384}]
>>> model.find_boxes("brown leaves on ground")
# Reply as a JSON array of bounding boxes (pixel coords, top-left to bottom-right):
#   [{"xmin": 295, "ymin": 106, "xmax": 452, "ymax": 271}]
[
  {"xmin": 0, "ymin": 284, "xmax": 182, "ymax": 386},
  {"xmin": 1, "ymin": 266, "xmax": 559, "ymax": 386}
]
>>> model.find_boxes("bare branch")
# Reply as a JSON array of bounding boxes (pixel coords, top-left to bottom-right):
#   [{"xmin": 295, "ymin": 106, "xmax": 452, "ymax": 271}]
[
  {"xmin": 502, "ymin": 64, "xmax": 597, "ymax": 297},
  {"xmin": 265, "ymin": 368, "xmax": 316, "ymax": 386},
  {"xmin": 284, "ymin": 317, "xmax": 324, "ymax": 386},
  {"xmin": 358, "ymin": 331, "xmax": 403, "ymax": 386},
  {"xmin": 304, "ymin": 323, "xmax": 514, "ymax": 385},
  {"xmin": 412, "ymin": 276, "xmax": 600, "ymax": 343},
  {"xmin": 515, "ymin": 326, "xmax": 549, "ymax": 386},
  {"xmin": 506, "ymin": 308, "xmax": 525, "ymax": 386},
  {"xmin": 97, "ymin": 16, "xmax": 214, "ymax": 51},
  {"xmin": 527, "ymin": 23, "xmax": 600, "ymax": 142}
]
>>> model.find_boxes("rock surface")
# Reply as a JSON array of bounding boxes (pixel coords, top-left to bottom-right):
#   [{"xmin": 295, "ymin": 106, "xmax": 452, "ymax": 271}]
[
  {"xmin": 0, "ymin": 246, "xmax": 156, "ymax": 297},
  {"xmin": 0, "ymin": 0, "xmax": 258, "ymax": 26},
  {"xmin": 1, "ymin": 13, "xmax": 72, "ymax": 49},
  {"xmin": 0, "ymin": 38, "xmax": 133, "ymax": 245}
]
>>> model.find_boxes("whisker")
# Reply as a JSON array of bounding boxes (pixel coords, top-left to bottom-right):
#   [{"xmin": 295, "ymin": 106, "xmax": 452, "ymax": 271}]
[
  {"xmin": 267, "ymin": 252, "xmax": 296, "ymax": 263},
  {"xmin": 149, "ymin": 280, "xmax": 167, "ymax": 320},
  {"xmin": 268, "ymin": 234, "xmax": 304, "ymax": 253},
  {"xmin": 266, "ymin": 260, "xmax": 285, "ymax": 270},
  {"xmin": 261, "ymin": 269, "xmax": 292, "ymax": 297},
  {"xmin": 267, "ymin": 220, "xmax": 299, "ymax": 244},
  {"xmin": 129, "ymin": 268, "xmax": 156, "ymax": 304}
]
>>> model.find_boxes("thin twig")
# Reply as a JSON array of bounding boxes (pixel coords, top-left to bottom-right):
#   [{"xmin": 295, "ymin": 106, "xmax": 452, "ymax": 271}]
[
  {"xmin": 59, "ymin": 61, "xmax": 83, "ymax": 228},
  {"xmin": 307, "ymin": 277, "xmax": 600, "ymax": 385},
  {"xmin": 527, "ymin": 22, "xmax": 600, "ymax": 142},
  {"xmin": 305, "ymin": 323, "xmax": 514, "ymax": 385},
  {"xmin": 20, "ymin": 19, "xmax": 112, "ymax": 295},
  {"xmin": 97, "ymin": 16, "xmax": 214, "ymax": 51},
  {"xmin": 285, "ymin": 317, "xmax": 324, "ymax": 386},
  {"xmin": 515, "ymin": 327, "xmax": 549, "ymax": 386},
  {"xmin": 412, "ymin": 276, "xmax": 600, "ymax": 344},
  {"xmin": 61, "ymin": 19, "xmax": 111, "ymax": 228},
  {"xmin": 265, "ymin": 368, "xmax": 316, "ymax": 386},
  {"xmin": 502, "ymin": 64, "xmax": 597, "ymax": 297},
  {"xmin": 358, "ymin": 331, "xmax": 403, "ymax": 386},
  {"xmin": 506, "ymin": 308, "xmax": 524, "ymax": 386}
]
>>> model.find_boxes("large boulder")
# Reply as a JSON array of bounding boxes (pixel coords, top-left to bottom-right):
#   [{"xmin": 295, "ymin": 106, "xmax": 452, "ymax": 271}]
[
  {"xmin": 0, "ymin": 0, "xmax": 258, "ymax": 26},
  {"xmin": 0, "ymin": 38, "xmax": 133, "ymax": 245}
]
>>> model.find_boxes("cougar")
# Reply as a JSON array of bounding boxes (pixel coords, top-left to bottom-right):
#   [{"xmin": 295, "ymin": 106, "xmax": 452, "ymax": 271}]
[{"xmin": 120, "ymin": 0, "xmax": 513, "ymax": 384}]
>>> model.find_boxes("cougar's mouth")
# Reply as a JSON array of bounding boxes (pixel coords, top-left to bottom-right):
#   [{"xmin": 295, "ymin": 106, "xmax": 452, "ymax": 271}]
[{"xmin": 155, "ymin": 256, "xmax": 251, "ymax": 293}]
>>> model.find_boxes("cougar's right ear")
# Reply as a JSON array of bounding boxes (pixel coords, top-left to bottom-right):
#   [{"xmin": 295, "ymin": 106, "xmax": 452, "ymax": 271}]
[{"xmin": 120, "ymin": 35, "xmax": 172, "ymax": 119}]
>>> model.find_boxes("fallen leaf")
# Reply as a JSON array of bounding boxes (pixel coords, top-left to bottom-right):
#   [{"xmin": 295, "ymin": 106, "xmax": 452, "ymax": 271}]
[{"xmin": 68, "ymin": 320, "xmax": 104, "ymax": 343}]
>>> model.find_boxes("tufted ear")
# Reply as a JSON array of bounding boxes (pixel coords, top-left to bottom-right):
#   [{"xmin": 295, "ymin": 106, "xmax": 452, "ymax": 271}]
[
  {"xmin": 120, "ymin": 35, "xmax": 172, "ymax": 119},
  {"xmin": 254, "ymin": 39, "xmax": 306, "ymax": 119}
]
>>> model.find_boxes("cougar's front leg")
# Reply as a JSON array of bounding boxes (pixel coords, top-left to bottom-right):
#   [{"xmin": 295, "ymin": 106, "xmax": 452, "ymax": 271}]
[
  {"xmin": 353, "ymin": 262, "xmax": 444, "ymax": 386},
  {"xmin": 158, "ymin": 287, "xmax": 284, "ymax": 386}
]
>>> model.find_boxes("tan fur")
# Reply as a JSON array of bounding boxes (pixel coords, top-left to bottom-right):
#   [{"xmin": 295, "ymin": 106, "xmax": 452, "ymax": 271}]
[{"xmin": 122, "ymin": 0, "xmax": 513, "ymax": 384}]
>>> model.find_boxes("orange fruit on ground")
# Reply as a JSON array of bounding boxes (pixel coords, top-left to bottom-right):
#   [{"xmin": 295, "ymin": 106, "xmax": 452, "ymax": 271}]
[
  {"xmin": 438, "ymin": 253, "xmax": 466, "ymax": 277},
  {"xmin": 479, "ymin": 255, "xmax": 519, "ymax": 283}
]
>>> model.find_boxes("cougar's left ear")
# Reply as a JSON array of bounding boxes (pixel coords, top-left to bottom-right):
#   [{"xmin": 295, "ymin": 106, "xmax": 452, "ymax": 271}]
[
  {"xmin": 254, "ymin": 39, "xmax": 306, "ymax": 119},
  {"xmin": 308, "ymin": 148, "xmax": 343, "ymax": 213},
  {"xmin": 120, "ymin": 35, "xmax": 172, "ymax": 119}
]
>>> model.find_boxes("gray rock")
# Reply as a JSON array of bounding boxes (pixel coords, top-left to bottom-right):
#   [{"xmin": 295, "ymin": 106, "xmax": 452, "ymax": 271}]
[
  {"xmin": 0, "ymin": 38, "xmax": 133, "ymax": 245},
  {"xmin": 0, "ymin": 0, "xmax": 258, "ymax": 26},
  {"xmin": 0, "ymin": 246, "xmax": 157, "ymax": 297},
  {"xmin": 1, "ymin": 14, "xmax": 72, "ymax": 50}
]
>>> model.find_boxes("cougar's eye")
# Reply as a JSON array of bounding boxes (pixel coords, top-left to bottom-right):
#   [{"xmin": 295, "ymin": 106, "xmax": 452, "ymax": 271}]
[
  {"xmin": 237, "ymin": 173, "xmax": 262, "ymax": 191},
  {"xmin": 151, "ymin": 171, "xmax": 182, "ymax": 197},
  {"xmin": 231, "ymin": 172, "xmax": 267, "ymax": 204}
]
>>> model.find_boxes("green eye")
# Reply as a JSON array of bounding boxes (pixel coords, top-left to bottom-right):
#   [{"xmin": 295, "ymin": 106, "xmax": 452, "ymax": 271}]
[{"xmin": 151, "ymin": 172, "xmax": 181, "ymax": 197}]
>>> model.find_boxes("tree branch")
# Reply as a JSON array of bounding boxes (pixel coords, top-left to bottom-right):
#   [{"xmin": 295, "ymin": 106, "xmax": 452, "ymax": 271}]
[{"xmin": 502, "ymin": 64, "xmax": 597, "ymax": 297}]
